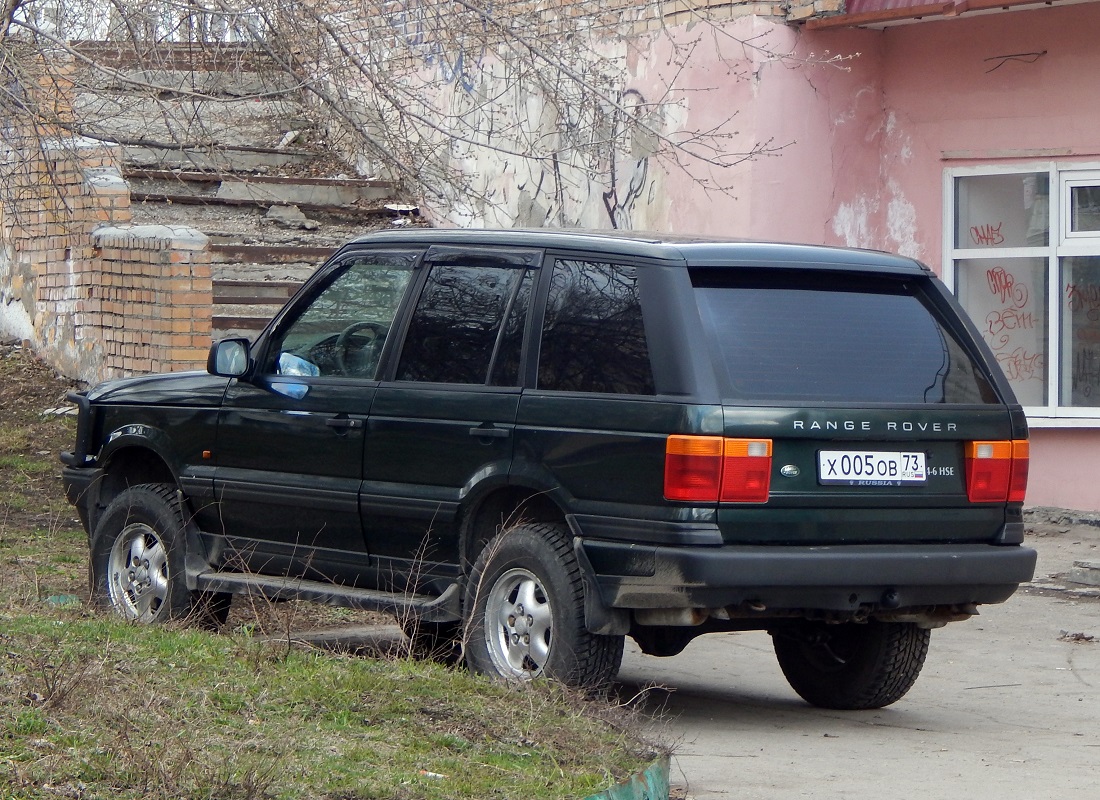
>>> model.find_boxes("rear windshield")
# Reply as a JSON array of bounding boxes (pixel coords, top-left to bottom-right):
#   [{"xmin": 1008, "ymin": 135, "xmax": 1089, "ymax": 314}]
[{"xmin": 692, "ymin": 269, "xmax": 999, "ymax": 405}]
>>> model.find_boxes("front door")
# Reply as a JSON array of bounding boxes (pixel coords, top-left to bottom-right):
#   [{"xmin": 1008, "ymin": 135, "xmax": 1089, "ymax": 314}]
[{"xmin": 212, "ymin": 249, "xmax": 420, "ymax": 583}]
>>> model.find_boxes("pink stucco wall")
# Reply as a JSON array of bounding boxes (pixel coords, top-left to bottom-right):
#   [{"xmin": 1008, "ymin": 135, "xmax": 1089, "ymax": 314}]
[
  {"xmin": 1029, "ymin": 428, "xmax": 1100, "ymax": 511},
  {"xmin": 744, "ymin": 4, "xmax": 1100, "ymax": 265},
  {"xmin": 812, "ymin": 6, "xmax": 1100, "ymax": 511},
  {"xmin": 647, "ymin": 7, "xmax": 1100, "ymax": 510}
]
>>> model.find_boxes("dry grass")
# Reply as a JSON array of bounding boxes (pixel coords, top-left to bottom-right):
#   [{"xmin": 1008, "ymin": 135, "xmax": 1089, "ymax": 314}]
[
  {"xmin": 0, "ymin": 609, "xmax": 659, "ymax": 799},
  {"xmin": 0, "ymin": 344, "xmax": 664, "ymax": 798}
]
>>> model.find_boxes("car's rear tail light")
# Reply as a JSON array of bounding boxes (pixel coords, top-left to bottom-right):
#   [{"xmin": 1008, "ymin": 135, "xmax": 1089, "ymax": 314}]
[
  {"xmin": 965, "ymin": 440, "xmax": 1029, "ymax": 503},
  {"xmin": 1009, "ymin": 439, "xmax": 1029, "ymax": 503},
  {"xmin": 720, "ymin": 438, "xmax": 772, "ymax": 503},
  {"xmin": 664, "ymin": 435, "xmax": 724, "ymax": 502},
  {"xmin": 665, "ymin": 436, "xmax": 772, "ymax": 503}
]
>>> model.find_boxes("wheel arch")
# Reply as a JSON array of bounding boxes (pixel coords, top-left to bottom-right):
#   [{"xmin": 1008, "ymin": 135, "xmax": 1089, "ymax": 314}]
[
  {"xmin": 87, "ymin": 444, "xmax": 212, "ymax": 589},
  {"xmin": 459, "ymin": 484, "xmax": 630, "ymax": 636},
  {"xmin": 96, "ymin": 445, "xmax": 177, "ymax": 506},
  {"xmin": 460, "ymin": 484, "xmax": 567, "ymax": 570}
]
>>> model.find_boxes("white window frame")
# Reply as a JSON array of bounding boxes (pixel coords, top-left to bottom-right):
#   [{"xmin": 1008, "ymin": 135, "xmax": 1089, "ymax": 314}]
[
  {"xmin": 944, "ymin": 162, "xmax": 1100, "ymax": 428},
  {"xmin": 1063, "ymin": 170, "xmax": 1100, "ymax": 244}
]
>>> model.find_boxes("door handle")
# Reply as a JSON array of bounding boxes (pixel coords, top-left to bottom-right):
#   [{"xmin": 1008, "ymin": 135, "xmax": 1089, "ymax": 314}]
[
  {"xmin": 469, "ymin": 425, "xmax": 510, "ymax": 439},
  {"xmin": 326, "ymin": 417, "xmax": 364, "ymax": 430}
]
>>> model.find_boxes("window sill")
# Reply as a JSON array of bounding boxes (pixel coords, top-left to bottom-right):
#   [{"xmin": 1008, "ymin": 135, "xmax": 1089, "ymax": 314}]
[{"xmin": 1024, "ymin": 414, "xmax": 1100, "ymax": 429}]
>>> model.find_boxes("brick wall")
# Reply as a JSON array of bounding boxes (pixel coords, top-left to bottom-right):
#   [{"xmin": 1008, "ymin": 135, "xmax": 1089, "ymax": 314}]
[
  {"xmin": 0, "ymin": 139, "xmax": 213, "ymax": 383},
  {"xmin": 786, "ymin": 0, "xmax": 844, "ymax": 22},
  {"xmin": 87, "ymin": 226, "xmax": 212, "ymax": 379},
  {"xmin": 383, "ymin": 0, "xmax": 789, "ymax": 40},
  {"xmin": 0, "ymin": 44, "xmax": 214, "ymax": 383}
]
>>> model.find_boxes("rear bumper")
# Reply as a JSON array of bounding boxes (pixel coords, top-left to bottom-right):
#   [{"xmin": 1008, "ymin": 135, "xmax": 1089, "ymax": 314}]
[{"xmin": 580, "ymin": 539, "xmax": 1037, "ymax": 612}]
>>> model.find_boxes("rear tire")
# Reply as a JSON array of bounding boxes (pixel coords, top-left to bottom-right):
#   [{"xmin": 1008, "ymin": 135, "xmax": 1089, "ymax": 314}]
[
  {"xmin": 772, "ymin": 620, "xmax": 930, "ymax": 710},
  {"xmin": 464, "ymin": 522, "xmax": 624, "ymax": 690}
]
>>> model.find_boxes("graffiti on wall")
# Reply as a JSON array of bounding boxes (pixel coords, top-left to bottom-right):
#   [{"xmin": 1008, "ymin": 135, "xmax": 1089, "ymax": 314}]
[
  {"xmin": 1065, "ymin": 274, "xmax": 1100, "ymax": 404},
  {"xmin": 602, "ymin": 89, "xmax": 650, "ymax": 230},
  {"xmin": 376, "ymin": 3, "xmax": 658, "ymax": 228},
  {"xmin": 384, "ymin": 0, "xmax": 487, "ymax": 93}
]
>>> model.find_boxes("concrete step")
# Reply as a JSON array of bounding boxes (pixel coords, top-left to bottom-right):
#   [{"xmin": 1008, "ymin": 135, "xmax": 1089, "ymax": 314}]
[
  {"xmin": 209, "ymin": 244, "xmax": 335, "ymax": 265},
  {"xmin": 211, "ymin": 275, "xmax": 308, "ymax": 339},
  {"xmin": 128, "ymin": 169, "xmax": 395, "ymax": 203},
  {"xmin": 1067, "ymin": 560, "xmax": 1100, "ymax": 587},
  {"xmin": 124, "ymin": 144, "xmax": 319, "ymax": 173}
]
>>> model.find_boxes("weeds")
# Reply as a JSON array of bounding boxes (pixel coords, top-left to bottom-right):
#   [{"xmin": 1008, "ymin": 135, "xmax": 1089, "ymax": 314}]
[{"xmin": 0, "ymin": 611, "xmax": 658, "ymax": 799}]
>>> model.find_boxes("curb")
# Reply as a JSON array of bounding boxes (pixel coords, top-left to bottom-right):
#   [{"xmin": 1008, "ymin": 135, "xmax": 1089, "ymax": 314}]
[{"xmin": 584, "ymin": 755, "xmax": 670, "ymax": 800}]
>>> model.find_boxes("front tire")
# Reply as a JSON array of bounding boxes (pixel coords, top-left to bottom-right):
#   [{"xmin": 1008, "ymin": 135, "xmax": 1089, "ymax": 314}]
[
  {"xmin": 772, "ymin": 620, "xmax": 930, "ymax": 710},
  {"xmin": 90, "ymin": 483, "xmax": 224, "ymax": 625},
  {"xmin": 464, "ymin": 523, "xmax": 624, "ymax": 690}
]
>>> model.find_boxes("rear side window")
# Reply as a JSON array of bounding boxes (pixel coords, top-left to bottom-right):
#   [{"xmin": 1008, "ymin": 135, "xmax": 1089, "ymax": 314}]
[
  {"xmin": 692, "ymin": 269, "xmax": 999, "ymax": 404},
  {"xmin": 538, "ymin": 259, "xmax": 655, "ymax": 395}
]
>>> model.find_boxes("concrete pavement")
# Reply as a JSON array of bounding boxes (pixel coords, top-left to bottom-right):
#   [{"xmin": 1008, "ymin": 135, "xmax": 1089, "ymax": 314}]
[{"xmin": 617, "ymin": 520, "xmax": 1100, "ymax": 799}]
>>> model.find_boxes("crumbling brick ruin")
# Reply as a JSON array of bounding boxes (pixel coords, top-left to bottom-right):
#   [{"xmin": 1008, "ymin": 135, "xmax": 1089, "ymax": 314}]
[
  {"xmin": 0, "ymin": 139, "xmax": 212, "ymax": 384},
  {"xmin": 0, "ymin": 49, "xmax": 212, "ymax": 385}
]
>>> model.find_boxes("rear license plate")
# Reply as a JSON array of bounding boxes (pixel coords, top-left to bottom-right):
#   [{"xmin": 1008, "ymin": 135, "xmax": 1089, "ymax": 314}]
[{"xmin": 818, "ymin": 451, "xmax": 927, "ymax": 486}]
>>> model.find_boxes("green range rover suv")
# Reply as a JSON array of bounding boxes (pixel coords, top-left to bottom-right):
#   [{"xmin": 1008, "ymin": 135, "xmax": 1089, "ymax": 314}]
[{"xmin": 61, "ymin": 229, "xmax": 1036, "ymax": 709}]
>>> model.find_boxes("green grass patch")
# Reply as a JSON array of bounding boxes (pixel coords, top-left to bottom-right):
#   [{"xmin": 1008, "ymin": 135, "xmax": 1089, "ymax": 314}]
[
  {"xmin": 0, "ymin": 455, "xmax": 54, "ymax": 474},
  {"xmin": 0, "ymin": 425, "xmax": 31, "ymax": 454},
  {"xmin": 0, "ymin": 612, "xmax": 659, "ymax": 799},
  {"xmin": 0, "ymin": 526, "xmax": 91, "ymax": 608}
]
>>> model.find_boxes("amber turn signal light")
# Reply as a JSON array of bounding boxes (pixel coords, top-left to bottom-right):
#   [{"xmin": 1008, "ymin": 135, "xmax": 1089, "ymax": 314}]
[{"xmin": 965, "ymin": 439, "xmax": 1029, "ymax": 503}]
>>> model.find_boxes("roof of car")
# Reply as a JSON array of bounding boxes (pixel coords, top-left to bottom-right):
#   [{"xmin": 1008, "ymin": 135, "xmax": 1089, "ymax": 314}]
[{"xmin": 345, "ymin": 228, "xmax": 931, "ymax": 275}]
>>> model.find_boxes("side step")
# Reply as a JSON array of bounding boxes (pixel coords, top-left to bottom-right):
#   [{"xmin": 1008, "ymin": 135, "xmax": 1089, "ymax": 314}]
[{"xmin": 195, "ymin": 571, "xmax": 462, "ymax": 622}]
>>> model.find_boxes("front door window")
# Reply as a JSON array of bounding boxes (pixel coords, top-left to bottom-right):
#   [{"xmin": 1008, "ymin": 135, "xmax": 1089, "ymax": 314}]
[{"xmin": 270, "ymin": 253, "xmax": 417, "ymax": 379}]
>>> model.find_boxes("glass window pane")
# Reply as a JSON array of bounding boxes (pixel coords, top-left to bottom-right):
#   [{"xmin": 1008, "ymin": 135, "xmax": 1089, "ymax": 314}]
[
  {"xmin": 955, "ymin": 173, "xmax": 1049, "ymax": 248},
  {"xmin": 489, "ymin": 269, "xmax": 533, "ymax": 387},
  {"xmin": 396, "ymin": 264, "xmax": 523, "ymax": 384},
  {"xmin": 956, "ymin": 257, "xmax": 1047, "ymax": 406},
  {"xmin": 693, "ymin": 270, "xmax": 997, "ymax": 405},
  {"xmin": 1062, "ymin": 257, "xmax": 1100, "ymax": 406},
  {"xmin": 1070, "ymin": 186, "xmax": 1100, "ymax": 233},
  {"xmin": 538, "ymin": 260, "xmax": 654, "ymax": 395},
  {"xmin": 273, "ymin": 253, "xmax": 417, "ymax": 378}
]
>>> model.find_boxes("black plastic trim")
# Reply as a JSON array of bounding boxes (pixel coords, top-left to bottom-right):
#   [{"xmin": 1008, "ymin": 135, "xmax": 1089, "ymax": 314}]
[
  {"xmin": 569, "ymin": 513, "xmax": 723, "ymax": 546},
  {"xmin": 61, "ymin": 391, "xmax": 93, "ymax": 467},
  {"xmin": 580, "ymin": 539, "xmax": 1038, "ymax": 610}
]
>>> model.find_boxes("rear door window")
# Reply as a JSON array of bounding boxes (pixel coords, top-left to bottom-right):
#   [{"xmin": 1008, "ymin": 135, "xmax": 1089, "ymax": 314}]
[
  {"xmin": 692, "ymin": 269, "xmax": 998, "ymax": 404},
  {"xmin": 396, "ymin": 263, "xmax": 531, "ymax": 385}
]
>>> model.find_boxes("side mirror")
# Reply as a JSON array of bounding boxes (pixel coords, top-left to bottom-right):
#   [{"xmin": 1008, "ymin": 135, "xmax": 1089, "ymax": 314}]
[{"xmin": 208, "ymin": 338, "xmax": 251, "ymax": 378}]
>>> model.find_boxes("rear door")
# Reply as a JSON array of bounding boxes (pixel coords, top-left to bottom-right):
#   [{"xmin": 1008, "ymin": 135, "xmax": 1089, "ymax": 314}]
[
  {"xmin": 513, "ymin": 255, "xmax": 679, "ymax": 528},
  {"xmin": 363, "ymin": 246, "xmax": 539, "ymax": 585},
  {"xmin": 690, "ymin": 267, "xmax": 1022, "ymax": 545}
]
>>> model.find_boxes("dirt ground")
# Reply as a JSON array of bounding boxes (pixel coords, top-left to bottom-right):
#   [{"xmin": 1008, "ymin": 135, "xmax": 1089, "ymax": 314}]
[{"xmin": 0, "ymin": 341, "xmax": 84, "ymax": 536}]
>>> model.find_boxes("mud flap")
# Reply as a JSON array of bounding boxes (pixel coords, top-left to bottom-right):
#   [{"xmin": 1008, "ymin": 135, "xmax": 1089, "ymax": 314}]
[{"xmin": 573, "ymin": 537, "xmax": 630, "ymax": 635}]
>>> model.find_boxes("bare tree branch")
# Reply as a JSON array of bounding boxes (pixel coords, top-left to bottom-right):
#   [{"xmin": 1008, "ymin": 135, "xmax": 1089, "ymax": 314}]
[{"xmin": 1, "ymin": 1, "xmax": 843, "ymax": 226}]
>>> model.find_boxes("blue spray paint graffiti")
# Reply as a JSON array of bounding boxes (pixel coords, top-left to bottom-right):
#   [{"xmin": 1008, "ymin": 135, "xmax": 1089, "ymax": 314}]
[{"xmin": 385, "ymin": 0, "xmax": 486, "ymax": 92}]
